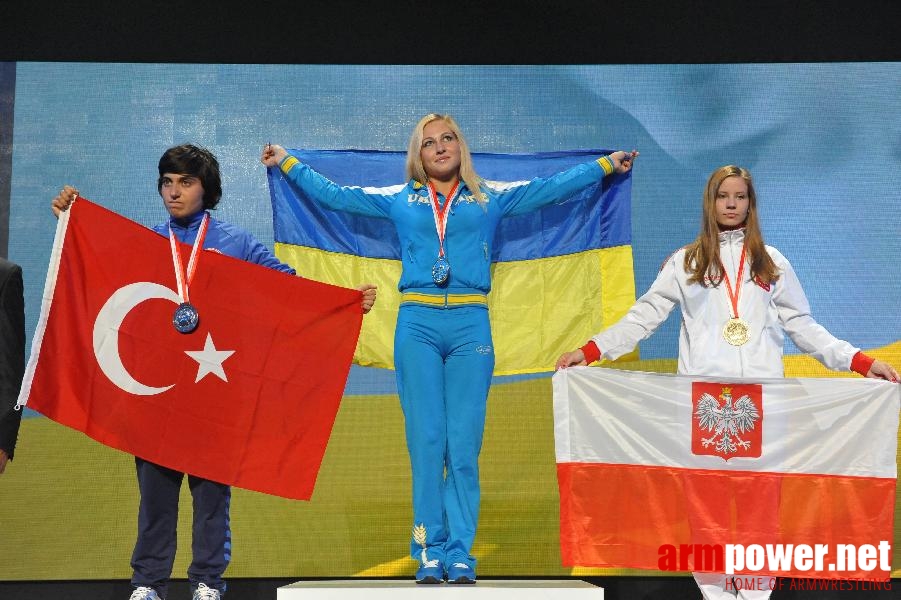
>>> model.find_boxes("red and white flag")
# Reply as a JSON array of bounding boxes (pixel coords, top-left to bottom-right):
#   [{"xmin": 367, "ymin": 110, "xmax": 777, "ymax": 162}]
[
  {"xmin": 553, "ymin": 367, "xmax": 899, "ymax": 579},
  {"xmin": 18, "ymin": 198, "xmax": 363, "ymax": 500}
]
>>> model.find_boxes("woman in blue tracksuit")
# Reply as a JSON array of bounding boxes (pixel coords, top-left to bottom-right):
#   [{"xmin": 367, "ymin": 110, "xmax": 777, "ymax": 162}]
[{"xmin": 262, "ymin": 114, "xmax": 636, "ymax": 584}]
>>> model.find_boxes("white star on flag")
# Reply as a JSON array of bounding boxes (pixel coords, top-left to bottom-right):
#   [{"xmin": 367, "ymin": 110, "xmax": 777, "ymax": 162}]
[{"xmin": 185, "ymin": 333, "xmax": 235, "ymax": 382}]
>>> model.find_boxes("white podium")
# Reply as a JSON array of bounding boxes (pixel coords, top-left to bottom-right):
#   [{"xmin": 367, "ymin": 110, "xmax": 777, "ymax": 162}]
[{"xmin": 277, "ymin": 579, "xmax": 603, "ymax": 599}]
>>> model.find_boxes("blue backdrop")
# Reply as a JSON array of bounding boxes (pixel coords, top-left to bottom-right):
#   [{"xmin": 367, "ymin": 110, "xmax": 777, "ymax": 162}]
[{"xmin": 7, "ymin": 63, "xmax": 900, "ymax": 393}]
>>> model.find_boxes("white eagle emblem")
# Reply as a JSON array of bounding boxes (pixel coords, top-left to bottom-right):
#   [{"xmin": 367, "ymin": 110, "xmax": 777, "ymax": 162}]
[{"xmin": 695, "ymin": 387, "xmax": 759, "ymax": 454}]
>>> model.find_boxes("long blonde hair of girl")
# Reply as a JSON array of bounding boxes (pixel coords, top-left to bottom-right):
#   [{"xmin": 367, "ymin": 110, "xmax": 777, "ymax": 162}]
[{"xmin": 684, "ymin": 165, "xmax": 780, "ymax": 286}]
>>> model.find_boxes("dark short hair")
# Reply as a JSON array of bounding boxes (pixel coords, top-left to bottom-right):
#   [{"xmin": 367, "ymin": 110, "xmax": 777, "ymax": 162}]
[{"xmin": 157, "ymin": 144, "xmax": 222, "ymax": 209}]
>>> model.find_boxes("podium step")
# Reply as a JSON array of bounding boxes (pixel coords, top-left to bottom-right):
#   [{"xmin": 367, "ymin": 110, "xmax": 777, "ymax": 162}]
[{"xmin": 277, "ymin": 579, "xmax": 603, "ymax": 599}]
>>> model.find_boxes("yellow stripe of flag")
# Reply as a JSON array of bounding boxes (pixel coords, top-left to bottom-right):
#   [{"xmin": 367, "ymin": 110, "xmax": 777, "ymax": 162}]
[{"xmin": 277, "ymin": 242, "xmax": 637, "ymax": 374}]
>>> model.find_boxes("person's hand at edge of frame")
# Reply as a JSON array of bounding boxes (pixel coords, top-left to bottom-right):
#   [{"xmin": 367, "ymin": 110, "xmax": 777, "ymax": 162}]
[
  {"xmin": 260, "ymin": 144, "xmax": 288, "ymax": 168},
  {"xmin": 51, "ymin": 184, "xmax": 79, "ymax": 218},
  {"xmin": 613, "ymin": 150, "xmax": 638, "ymax": 174}
]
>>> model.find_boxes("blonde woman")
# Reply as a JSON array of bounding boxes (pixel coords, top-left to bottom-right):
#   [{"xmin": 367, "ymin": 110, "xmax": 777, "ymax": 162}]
[{"xmin": 263, "ymin": 114, "xmax": 635, "ymax": 584}]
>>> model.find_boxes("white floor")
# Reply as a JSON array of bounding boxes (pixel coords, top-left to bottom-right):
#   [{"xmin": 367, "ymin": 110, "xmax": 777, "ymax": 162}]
[{"xmin": 277, "ymin": 579, "xmax": 604, "ymax": 599}]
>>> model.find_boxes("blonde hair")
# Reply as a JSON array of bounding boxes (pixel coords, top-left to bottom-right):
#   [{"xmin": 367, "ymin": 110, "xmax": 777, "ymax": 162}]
[
  {"xmin": 684, "ymin": 165, "xmax": 780, "ymax": 286},
  {"xmin": 405, "ymin": 113, "xmax": 485, "ymax": 204}
]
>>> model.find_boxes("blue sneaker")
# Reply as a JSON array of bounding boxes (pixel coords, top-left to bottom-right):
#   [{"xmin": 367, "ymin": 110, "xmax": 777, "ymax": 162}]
[
  {"xmin": 415, "ymin": 558, "xmax": 444, "ymax": 584},
  {"xmin": 446, "ymin": 562, "xmax": 476, "ymax": 584}
]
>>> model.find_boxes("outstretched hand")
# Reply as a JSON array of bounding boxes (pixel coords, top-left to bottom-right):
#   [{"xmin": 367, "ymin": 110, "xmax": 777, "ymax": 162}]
[
  {"xmin": 260, "ymin": 144, "xmax": 289, "ymax": 168},
  {"xmin": 612, "ymin": 150, "xmax": 639, "ymax": 174},
  {"xmin": 555, "ymin": 349, "xmax": 587, "ymax": 371},
  {"xmin": 866, "ymin": 359, "xmax": 899, "ymax": 383}
]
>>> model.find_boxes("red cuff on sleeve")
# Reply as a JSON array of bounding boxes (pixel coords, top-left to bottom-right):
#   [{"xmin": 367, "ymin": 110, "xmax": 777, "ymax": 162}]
[
  {"xmin": 850, "ymin": 351, "xmax": 875, "ymax": 377},
  {"xmin": 580, "ymin": 341, "xmax": 601, "ymax": 365}
]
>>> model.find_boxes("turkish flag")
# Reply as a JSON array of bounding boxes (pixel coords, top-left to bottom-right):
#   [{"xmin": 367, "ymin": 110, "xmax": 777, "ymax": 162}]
[{"xmin": 19, "ymin": 198, "xmax": 363, "ymax": 500}]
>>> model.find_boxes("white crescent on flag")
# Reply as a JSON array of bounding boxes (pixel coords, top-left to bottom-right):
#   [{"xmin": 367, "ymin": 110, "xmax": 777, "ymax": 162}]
[{"xmin": 92, "ymin": 281, "xmax": 180, "ymax": 396}]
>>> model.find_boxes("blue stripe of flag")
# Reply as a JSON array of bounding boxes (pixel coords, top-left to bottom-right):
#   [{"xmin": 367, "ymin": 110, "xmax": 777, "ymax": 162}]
[{"xmin": 268, "ymin": 149, "xmax": 632, "ymax": 262}]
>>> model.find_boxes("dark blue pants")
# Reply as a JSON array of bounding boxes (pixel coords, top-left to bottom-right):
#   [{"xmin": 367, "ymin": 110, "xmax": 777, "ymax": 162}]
[{"xmin": 130, "ymin": 457, "xmax": 231, "ymax": 598}]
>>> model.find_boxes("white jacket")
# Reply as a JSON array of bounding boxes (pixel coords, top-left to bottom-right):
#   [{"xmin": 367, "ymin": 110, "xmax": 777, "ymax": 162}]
[{"xmin": 591, "ymin": 228, "xmax": 859, "ymax": 378}]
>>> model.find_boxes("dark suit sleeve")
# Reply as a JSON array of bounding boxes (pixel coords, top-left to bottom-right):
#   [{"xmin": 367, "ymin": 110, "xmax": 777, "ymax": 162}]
[{"xmin": 0, "ymin": 260, "xmax": 26, "ymax": 459}]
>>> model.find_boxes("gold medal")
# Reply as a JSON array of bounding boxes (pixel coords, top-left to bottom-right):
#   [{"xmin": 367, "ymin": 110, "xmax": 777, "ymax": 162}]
[
  {"xmin": 723, "ymin": 317, "xmax": 751, "ymax": 346},
  {"xmin": 719, "ymin": 245, "xmax": 752, "ymax": 346}
]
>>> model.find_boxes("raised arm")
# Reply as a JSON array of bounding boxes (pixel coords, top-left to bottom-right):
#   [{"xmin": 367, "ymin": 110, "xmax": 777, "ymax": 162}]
[
  {"xmin": 262, "ymin": 144, "xmax": 394, "ymax": 219},
  {"xmin": 500, "ymin": 150, "xmax": 638, "ymax": 217}
]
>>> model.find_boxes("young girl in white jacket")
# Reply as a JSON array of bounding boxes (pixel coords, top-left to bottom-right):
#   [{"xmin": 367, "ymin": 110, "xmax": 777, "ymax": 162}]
[{"xmin": 556, "ymin": 164, "xmax": 897, "ymax": 600}]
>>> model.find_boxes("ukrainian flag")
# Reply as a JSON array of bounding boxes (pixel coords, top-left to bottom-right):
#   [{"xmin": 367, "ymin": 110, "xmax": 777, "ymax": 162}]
[{"xmin": 268, "ymin": 149, "xmax": 636, "ymax": 375}]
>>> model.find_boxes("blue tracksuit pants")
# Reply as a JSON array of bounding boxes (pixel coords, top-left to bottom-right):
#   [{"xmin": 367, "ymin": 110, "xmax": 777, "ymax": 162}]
[{"xmin": 394, "ymin": 304, "xmax": 495, "ymax": 568}]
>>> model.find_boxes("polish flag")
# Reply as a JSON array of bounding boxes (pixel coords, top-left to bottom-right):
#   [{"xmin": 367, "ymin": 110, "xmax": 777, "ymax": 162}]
[{"xmin": 553, "ymin": 367, "xmax": 899, "ymax": 579}]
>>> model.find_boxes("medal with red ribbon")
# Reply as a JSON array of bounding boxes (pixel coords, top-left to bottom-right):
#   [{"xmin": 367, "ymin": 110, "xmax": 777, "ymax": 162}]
[
  {"xmin": 720, "ymin": 244, "xmax": 751, "ymax": 346},
  {"xmin": 169, "ymin": 213, "xmax": 210, "ymax": 333},
  {"xmin": 426, "ymin": 180, "xmax": 460, "ymax": 286}
]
